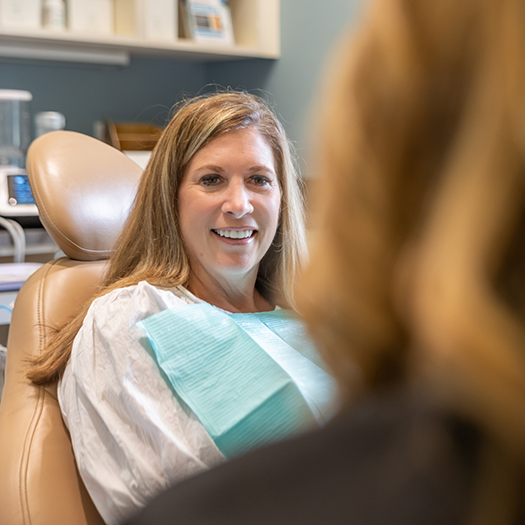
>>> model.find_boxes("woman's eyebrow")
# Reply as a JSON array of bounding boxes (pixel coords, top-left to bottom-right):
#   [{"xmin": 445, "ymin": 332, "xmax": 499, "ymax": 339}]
[
  {"xmin": 247, "ymin": 165, "xmax": 276, "ymax": 174},
  {"xmin": 194, "ymin": 164, "xmax": 225, "ymax": 173},
  {"xmin": 193, "ymin": 164, "xmax": 275, "ymax": 174}
]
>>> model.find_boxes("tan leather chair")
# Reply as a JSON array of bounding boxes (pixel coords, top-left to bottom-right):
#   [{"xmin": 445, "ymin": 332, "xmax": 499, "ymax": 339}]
[{"xmin": 0, "ymin": 131, "xmax": 143, "ymax": 525}]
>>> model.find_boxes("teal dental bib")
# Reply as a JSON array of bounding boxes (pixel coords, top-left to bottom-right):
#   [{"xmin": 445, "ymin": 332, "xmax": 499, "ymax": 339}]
[{"xmin": 138, "ymin": 304, "xmax": 336, "ymax": 459}]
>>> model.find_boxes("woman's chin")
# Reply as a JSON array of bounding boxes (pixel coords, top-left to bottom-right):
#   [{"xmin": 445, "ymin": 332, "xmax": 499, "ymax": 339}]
[{"xmin": 209, "ymin": 258, "xmax": 260, "ymax": 281}]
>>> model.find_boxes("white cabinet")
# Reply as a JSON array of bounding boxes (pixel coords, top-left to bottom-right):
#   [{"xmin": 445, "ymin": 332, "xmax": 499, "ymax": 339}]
[{"xmin": 0, "ymin": 0, "xmax": 279, "ymax": 65}]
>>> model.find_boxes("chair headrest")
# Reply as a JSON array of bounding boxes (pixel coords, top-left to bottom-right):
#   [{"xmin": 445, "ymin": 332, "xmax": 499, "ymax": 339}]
[{"xmin": 27, "ymin": 131, "xmax": 143, "ymax": 261}]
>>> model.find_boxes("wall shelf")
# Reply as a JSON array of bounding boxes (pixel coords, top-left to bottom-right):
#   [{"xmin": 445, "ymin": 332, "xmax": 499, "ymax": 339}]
[{"xmin": 0, "ymin": 0, "xmax": 279, "ymax": 65}]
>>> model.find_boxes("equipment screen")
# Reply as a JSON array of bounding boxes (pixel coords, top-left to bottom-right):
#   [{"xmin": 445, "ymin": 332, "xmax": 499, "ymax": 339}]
[{"xmin": 7, "ymin": 174, "xmax": 35, "ymax": 205}]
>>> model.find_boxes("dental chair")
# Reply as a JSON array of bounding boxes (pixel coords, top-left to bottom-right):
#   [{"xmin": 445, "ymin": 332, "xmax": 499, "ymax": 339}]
[{"xmin": 0, "ymin": 131, "xmax": 143, "ymax": 525}]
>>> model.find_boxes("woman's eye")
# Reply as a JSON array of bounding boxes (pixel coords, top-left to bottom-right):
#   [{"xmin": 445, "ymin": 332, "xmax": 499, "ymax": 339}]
[
  {"xmin": 200, "ymin": 175, "xmax": 222, "ymax": 186},
  {"xmin": 251, "ymin": 175, "xmax": 271, "ymax": 187}
]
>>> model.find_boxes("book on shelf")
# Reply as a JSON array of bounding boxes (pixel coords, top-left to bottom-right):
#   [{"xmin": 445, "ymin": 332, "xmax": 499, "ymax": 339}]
[{"xmin": 180, "ymin": 0, "xmax": 234, "ymax": 46}]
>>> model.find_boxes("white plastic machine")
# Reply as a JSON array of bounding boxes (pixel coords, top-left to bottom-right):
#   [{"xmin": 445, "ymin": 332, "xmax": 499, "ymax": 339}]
[
  {"xmin": 0, "ymin": 90, "xmax": 38, "ymax": 220},
  {"xmin": 0, "ymin": 168, "xmax": 38, "ymax": 218}
]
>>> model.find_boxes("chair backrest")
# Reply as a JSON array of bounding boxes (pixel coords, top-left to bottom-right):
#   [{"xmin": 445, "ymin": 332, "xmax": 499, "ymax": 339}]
[{"xmin": 0, "ymin": 131, "xmax": 143, "ymax": 525}]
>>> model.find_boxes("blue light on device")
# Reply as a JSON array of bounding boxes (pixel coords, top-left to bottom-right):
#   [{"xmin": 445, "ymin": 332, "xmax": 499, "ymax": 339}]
[{"xmin": 7, "ymin": 174, "xmax": 35, "ymax": 205}]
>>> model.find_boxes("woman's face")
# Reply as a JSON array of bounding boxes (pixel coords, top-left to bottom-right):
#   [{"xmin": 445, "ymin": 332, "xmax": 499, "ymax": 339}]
[{"xmin": 178, "ymin": 127, "xmax": 281, "ymax": 288}]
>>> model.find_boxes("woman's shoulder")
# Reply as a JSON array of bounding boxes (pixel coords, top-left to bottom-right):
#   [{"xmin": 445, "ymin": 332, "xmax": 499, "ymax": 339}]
[
  {"xmin": 67, "ymin": 282, "xmax": 198, "ymax": 380},
  {"xmin": 75, "ymin": 282, "xmax": 198, "ymax": 340},
  {"xmin": 89, "ymin": 281, "xmax": 196, "ymax": 313}
]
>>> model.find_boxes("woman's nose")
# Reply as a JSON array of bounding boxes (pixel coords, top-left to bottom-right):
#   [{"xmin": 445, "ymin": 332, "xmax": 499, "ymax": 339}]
[{"xmin": 221, "ymin": 182, "xmax": 254, "ymax": 218}]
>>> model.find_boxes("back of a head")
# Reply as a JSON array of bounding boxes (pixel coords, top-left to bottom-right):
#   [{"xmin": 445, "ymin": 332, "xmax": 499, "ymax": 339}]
[{"xmin": 299, "ymin": 0, "xmax": 525, "ymax": 495}]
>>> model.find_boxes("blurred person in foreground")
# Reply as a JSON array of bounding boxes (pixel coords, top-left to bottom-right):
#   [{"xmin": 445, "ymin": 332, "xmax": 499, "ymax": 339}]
[{"xmin": 125, "ymin": 0, "xmax": 525, "ymax": 523}]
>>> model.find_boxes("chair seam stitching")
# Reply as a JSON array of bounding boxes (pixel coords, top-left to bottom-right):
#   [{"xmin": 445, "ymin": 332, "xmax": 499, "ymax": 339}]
[{"xmin": 18, "ymin": 260, "xmax": 58, "ymax": 525}]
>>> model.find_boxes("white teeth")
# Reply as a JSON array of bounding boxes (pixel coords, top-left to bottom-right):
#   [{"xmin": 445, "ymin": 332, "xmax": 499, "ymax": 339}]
[{"xmin": 214, "ymin": 229, "xmax": 254, "ymax": 239}]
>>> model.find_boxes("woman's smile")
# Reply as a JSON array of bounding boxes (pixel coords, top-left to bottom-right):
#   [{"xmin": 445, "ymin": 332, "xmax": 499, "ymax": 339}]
[
  {"xmin": 212, "ymin": 229, "xmax": 256, "ymax": 240},
  {"xmin": 211, "ymin": 228, "xmax": 257, "ymax": 247}
]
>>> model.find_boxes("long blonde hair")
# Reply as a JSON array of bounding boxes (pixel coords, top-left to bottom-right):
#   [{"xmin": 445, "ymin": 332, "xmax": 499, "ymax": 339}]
[
  {"xmin": 299, "ymin": 0, "xmax": 525, "ymax": 517},
  {"xmin": 29, "ymin": 91, "xmax": 307, "ymax": 385}
]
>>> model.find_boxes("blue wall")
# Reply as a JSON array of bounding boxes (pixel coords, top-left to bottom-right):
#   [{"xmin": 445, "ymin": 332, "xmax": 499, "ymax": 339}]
[
  {"xmin": 0, "ymin": 0, "xmax": 363, "ymax": 170},
  {"xmin": 0, "ymin": 57, "xmax": 207, "ymax": 135}
]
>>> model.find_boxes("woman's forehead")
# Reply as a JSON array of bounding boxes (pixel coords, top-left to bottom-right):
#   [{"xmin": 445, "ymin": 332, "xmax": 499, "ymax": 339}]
[{"xmin": 187, "ymin": 128, "xmax": 276, "ymax": 172}]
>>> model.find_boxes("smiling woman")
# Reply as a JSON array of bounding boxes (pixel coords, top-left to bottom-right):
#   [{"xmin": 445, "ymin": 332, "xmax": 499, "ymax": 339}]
[
  {"xmin": 26, "ymin": 91, "xmax": 337, "ymax": 525},
  {"xmin": 179, "ymin": 127, "xmax": 281, "ymax": 312}
]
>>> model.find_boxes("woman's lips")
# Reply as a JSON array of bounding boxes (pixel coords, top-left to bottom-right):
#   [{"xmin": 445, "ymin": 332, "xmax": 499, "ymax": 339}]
[{"xmin": 212, "ymin": 229, "xmax": 257, "ymax": 244}]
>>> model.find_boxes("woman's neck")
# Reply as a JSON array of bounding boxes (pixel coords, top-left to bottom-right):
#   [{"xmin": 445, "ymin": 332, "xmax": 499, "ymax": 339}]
[{"xmin": 186, "ymin": 273, "xmax": 273, "ymax": 313}]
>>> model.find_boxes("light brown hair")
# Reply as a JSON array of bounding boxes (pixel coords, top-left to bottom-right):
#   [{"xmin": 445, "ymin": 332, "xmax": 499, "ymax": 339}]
[
  {"xmin": 299, "ymin": 0, "xmax": 525, "ymax": 518},
  {"xmin": 29, "ymin": 91, "xmax": 307, "ymax": 385}
]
